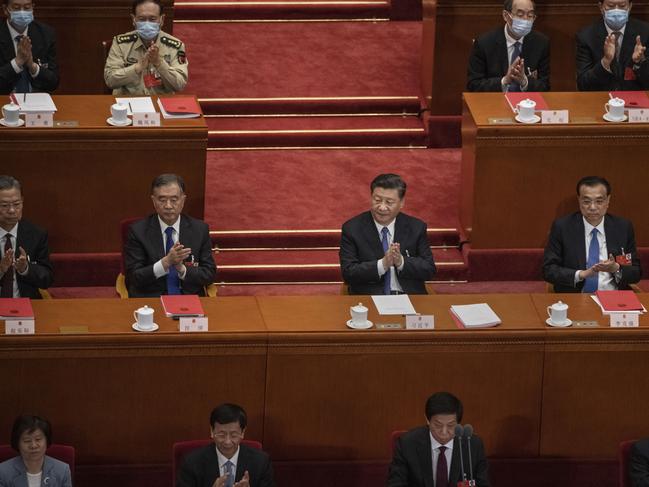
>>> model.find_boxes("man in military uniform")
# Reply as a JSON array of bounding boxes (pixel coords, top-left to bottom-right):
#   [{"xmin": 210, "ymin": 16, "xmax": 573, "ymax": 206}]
[{"xmin": 104, "ymin": 0, "xmax": 187, "ymax": 96}]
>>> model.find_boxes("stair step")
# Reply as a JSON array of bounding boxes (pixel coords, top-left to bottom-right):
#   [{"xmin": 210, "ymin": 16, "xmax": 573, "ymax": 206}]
[
  {"xmin": 175, "ymin": 0, "xmax": 390, "ymax": 21},
  {"xmin": 210, "ymin": 228, "xmax": 461, "ymax": 248},
  {"xmin": 206, "ymin": 115, "xmax": 426, "ymax": 148}
]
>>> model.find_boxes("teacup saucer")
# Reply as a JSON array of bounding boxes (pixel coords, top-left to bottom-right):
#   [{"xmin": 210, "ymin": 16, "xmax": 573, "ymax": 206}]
[
  {"xmin": 132, "ymin": 322, "xmax": 159, "ymax": 332},
  {"xmin": 107, "ymin": 117, "xmax": 132, "ymax": 127},
  {"xmin": 0, "ymin": 118, "xmax": 24, "ymax": 127},
  {"xmin": 546, "ymin": 318, "xmax": 572, "ymax": 328},
  {"xmin": 515, "ymin": 114, "xmax": 540, "ymax": 124},
  {"xmin": 603, "ymin": 113, "xmax": 627, "ymax": 123},
  {"xmin": 346, "ymin": 319, "xmax": 373, "ymax": 330}
]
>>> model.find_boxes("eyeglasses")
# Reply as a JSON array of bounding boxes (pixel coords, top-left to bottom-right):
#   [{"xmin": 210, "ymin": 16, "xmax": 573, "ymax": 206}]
[
  {"xmin": 0, "ymin": 201, "xmax": 23, "ymax": 211},
  {"xmin": 212, "ymin": 432, "xmax": 243, "ymax": 441},
  {"xmin": 7, "ymin": 4, "xmax": 34, "ymax": 11}
]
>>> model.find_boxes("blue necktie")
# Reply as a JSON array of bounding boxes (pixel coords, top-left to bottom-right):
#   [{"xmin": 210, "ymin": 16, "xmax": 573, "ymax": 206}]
[
  {"xmin": 509, "ymin": 41, "xmax": 522, "ymax": 92},
  {"xmin": 164, "ymin": 227, "xmax": 181, "ymax": 295},
  {"xmin": 381, "ymin": 226, "xmax": 391, "ymax": 295},
  {"xmin": 14, "ymin": 36, "xmax": 32, "ymax": 94},
  {"xmin": 224, "ymin": 460, "xmax": 234, "ymax": 487},
  {"xmin": 583, "ymin": 228, "xmax": 599, "ymax": 293}
]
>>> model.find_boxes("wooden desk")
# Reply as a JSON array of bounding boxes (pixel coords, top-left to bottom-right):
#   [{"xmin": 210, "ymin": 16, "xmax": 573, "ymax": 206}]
[
  {"xmin": 2, "ymin": 294, "xmax": 649, "ymax": 485},
  {"xmin": 0, "ymin": 95, "xmax": 207, "ymax": 253},
  {"xmin": 461, "ymin": 91, "xmax": 649, "ymax": 249}
]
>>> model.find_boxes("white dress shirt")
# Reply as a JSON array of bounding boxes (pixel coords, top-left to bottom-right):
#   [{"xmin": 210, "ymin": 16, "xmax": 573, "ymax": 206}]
[
  {"xmin": 574, "ymin": 216, "xmax": 616, "ymax": 290},
  {"xmin": 0, "ymin": 222, "xmax": 29, "ymax": 298},
  {"xmin": 502, "ymin": 25, "xmax": 529, "ymax": 91},
  {"xmin": 430, "ymin": 432, "xmax": 453, "ymax": 486},
  {"xmin": 602, "ymin": 22, "xmax": 626, "ymax": 72},
  {"xmin": 374, "ymin": 218, "xmax": 404, "ymax": 293},
  {"xmin": 7, "ymin": 20, "xmax": 40, "ymax": 78},
  {"xmin": 216, "ymin": 445, "xmax": 240, "ymax": 481},
  {"xmin": 152, "ymin": 216, "xmax": 186, "ymax": 280}
]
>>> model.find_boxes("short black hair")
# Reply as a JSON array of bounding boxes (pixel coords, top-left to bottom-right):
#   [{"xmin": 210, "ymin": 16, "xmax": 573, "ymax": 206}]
[
  {"xmin": 210, "ymin": 403, "xmax": 247, "ymax": 430},
  {"xmin": 0, "ymin": 175, "xmax": 21, "ymax": 195},
  {"xmin": 370, "ymin": 173, "xmax": 407, "ymax": 199},
  {"xmin": 132, "ymin": 0, "xmax": 164, "ymax": 15},
  {"xmin": 151, "ymin": 173, "xmax": 185, "ymax": 194},
  {"xmin": 576, "ymin": 176, "xmax": 611, "ymax": 196},
  {"xmin": 425, "ymin": 392, "xmax": 463, "ymax": 422},
  {"xmin": 504, "ymin": 0, "xmax": 535, "ymax": 11},
  {"xmin": 10, "ymin": 415, "xmax": 52, "ymax": 451}
]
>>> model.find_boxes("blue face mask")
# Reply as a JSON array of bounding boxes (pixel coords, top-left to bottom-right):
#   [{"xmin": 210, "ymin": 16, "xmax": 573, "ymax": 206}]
[
  {"xmin": 511, "ymin": 17, "xmax": 534, "ymax": 38},
  {"xmin": 136, "ymin": 21, "xmax": 160, "ymax": 41},
  {"xmin": 10, "ymin": 10, "xmax": 34, "ymax": 32},
  {"xmin": 604, "ymin": 8, "xmax": 629, "ymax": 31}
]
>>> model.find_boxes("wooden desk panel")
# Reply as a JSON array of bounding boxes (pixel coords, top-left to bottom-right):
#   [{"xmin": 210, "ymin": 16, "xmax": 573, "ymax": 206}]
[
  {"xmin": 0, "ymin": 95, "xmax": 207, "ymax": 253},
  {"xmin": 461, "ymin": 92, "xmax": 649, "ymax": 249},
  {"xmin": 0, "ymin": 297, "xmax": 267, "ymax": 464},
  {"xmin": 532, "ymin": 294, "xmax": 649, "ymax": 457},
  {"xmin": 259, "ymin": 295, "xmax": 545, "ymax": 460}
]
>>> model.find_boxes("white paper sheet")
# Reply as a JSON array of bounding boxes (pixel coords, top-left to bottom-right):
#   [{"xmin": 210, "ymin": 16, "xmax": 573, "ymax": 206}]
[
  {"xmin": 450, "ymin": 303, "xmax": 501, "ymax": 328},
  {"xmin": 115, "ymin": 97, "xmax": 156, "ymax": 115},
  {"xmin": 11, "ymin": 93, "xmax": 57, "ymax": 113},
  {"xmin": 371, "ymin": 295, "xmax": 417, "ymax": 315}
]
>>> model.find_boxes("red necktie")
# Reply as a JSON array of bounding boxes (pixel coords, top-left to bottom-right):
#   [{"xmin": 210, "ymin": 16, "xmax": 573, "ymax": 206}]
[
  {"xmin": 1, "ymin": 235, "xmax": 14, "ymax": 297},
  {"xmin": 436, "ymin": 445, "xmax": 448, "ymax": 487}
]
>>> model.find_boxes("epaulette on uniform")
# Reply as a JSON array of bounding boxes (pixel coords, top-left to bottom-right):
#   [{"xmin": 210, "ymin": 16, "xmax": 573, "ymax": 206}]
[
  {"xmin": 117, "ymin": 33, "xmax": 137, "ymax": 44},
  {"xmin": 161, "ymin": 36, "xmax": 181, "ymax": 49}
]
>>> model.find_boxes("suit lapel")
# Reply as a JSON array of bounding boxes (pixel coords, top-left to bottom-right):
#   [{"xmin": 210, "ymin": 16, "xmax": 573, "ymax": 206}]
[
  {"xmin": 235, "ymin": 445, "xmax": 248, "ymax": 482},
  {"xmin": 619, "ymin": 22, "xmax": 637, "ymax": 69},
  {"xmin": 393, "ymin": 214, "xmax": 409, "ymax": 246},
  {"xmin": 361, "ymin": 212, "xmax": 385, "ymax": 259},
  {"xmin": 0, "ymin": 23, "xmax": 16, "ymax": 62},
  {"xmin": 449, "ymin": 437, "xmax": 462, "ymax": 485},
  {"xmin": 147, "ymin": 215, "xmax": 165, "ymax": 260},
  {"xmin": 496, "ymin": 28, "xmax": 509, "ymax": 74},
  {"xmin": 604, "ymin": 215, "xmax": 620, "ymax": 256},
  {"xmin": 572, "ymin": 214, "xmax": 587, "ymax": 269},
  {"xmin": 415, "ymin": 432, "xmax": 434, "ymax": 487}
]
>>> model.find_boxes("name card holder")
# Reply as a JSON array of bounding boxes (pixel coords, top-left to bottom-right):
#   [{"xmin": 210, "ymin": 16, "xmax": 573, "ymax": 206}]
[
  {"xmin": 628, "ymin": 109, "xmax": 649, "ymax": 123},
  {"xmin": 5, "ymin": 319, "xmax": 35, "ymax": 334},
  {"xmin": 133, "ymin": 112, "xmax": 161, "ymax": 127},
  {"xmin": 610, "ymin": 312, "xmax": 639, "ymax": 328},
  {"xmin": 25, "ymin": 112, "xmax": 53, "ymax": 127},
  {"xmin": 179, "ymin": 316, "xmax": 208, "ymax": 332},
  {"xmin": 405, "ymin": 314, "xmax": 434, "ymax": 330},
  {"xmin": 541, "ymin": 110, "xmax": 569, "ymax": 124}
]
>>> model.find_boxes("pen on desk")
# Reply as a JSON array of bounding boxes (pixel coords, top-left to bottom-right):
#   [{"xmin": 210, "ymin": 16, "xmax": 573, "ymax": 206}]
[
  {"xmin": 406, "ymin": 250, "xmax": 410, "ymax": 257},
  {"xmin": 128, "ymin": 102, "xmax": 133, "ymax": 114},
  {"xmin": 23, "ymin": 92, "xmax": 26, "ymax": 102}
]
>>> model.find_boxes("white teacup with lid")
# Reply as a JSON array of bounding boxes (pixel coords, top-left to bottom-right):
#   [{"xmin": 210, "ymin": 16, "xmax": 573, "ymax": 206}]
[
  {"xmin": 516, "ymin": 99, "xmax": 537, "ymax": 122},
  {"xmin": 133, "ymin": 305, "xmax": 155, "ymax": 330},
  {"xmin": 547, "ymin": 301, "xmax": 569, "ymax": 326}
]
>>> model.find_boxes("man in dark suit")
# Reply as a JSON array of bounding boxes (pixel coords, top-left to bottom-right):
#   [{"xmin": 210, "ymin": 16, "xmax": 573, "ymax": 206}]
[
  {"xmin": 0, "ymin": 175, "xmax": 53, "ymax": 299},
  {"xmin": 467, "ymin": 0, "xmax": 550, "ymax": 92},
  {"xmin": 177, "ymin": 403, "xmax": 275, "ymax": 487},
  {"xmin": 630, "ymin": 438, "xmax": 649, "ymax": 487},
  {"xmin": 0, "ymin": 0, "xmax": 58, "ymax": 94},
  {"xmin": 543, "ymin": 176, "xmax": 641, "ymax": 293},
  {"xmin": 339, "ymin": 173, "xmax": 436, "ymax": 295},
  {"xmin": 387, "ymin": 392, "xmax": 490, "ymax": 487},
  {"xmin": 124, "ymin": 173, "xmax": 216, "ymax": 297},
  {"xmin": 577, "ymin": 0, "xmax": 649, "ymax": 91}
]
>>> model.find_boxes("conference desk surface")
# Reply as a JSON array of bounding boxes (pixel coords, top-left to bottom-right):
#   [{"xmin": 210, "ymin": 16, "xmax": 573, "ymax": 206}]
[
  {"xmin": 461, "ymin": 91, "xmax": 649, "ymax": 249},
  {"xmin": 1, "ymin": 95, "xmax": 208, "ymax": 253},
  {"xmin": 2, "ymin": 293, "xmax": 649, "ymax": 467}
]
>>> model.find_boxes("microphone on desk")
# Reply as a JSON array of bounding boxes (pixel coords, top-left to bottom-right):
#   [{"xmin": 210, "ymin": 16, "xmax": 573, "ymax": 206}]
[
  {"xmin": 454, "ymin": 424, "xmax": 467, "ymax": 484},
  {"xmin": 464, "ymin": 424, "xmax": 475, "ymax": 487}
]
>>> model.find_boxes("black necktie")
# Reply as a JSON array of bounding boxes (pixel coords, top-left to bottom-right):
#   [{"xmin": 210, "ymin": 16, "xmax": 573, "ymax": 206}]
[
  {"xmin": 1, "ymin": 235, "xmax": 14, "ymax": 298},
  {"xmin": 436, "ymin": 446, "xmax": 448, "ymax": 487}
]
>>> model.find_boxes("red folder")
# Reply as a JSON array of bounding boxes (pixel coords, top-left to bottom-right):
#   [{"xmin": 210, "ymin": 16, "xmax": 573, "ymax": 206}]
[
  {"xmin": 609, "ymin": 91, "xmax": 649, "ymax": 108},
  {"xmin": 596, "ymin": 290, "xmax": 643, "ymax": 312},
  {"xmin": 160, "ymin": 294, "xmax": 205, "ymax": 318},
  {"xmin": 158, "ymin": 97, "xmax": 202, "ymax": 116},
  {"xmin": 0, "ymin": 298, "xmax": 34, "ymax": 319},
  {"xmin": 504, "ymin": 92, "xmax": 549, "ymax": 112}
]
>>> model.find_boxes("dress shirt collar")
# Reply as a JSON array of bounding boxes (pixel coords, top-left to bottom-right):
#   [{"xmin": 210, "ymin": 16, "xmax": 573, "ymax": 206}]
[
  {"xmin": 157, "ymin": 215, "xmax": 181, "ymax": 236},
  {"xmin": 0, "ymin": 222, "xmax": 18, "ymax": 243},
  {"xmin": 504, "ymin": 24, "xmax": 526, "ymax": 48},
  {"xmin": 583, "ymin": 215, "xmax": 606, "ymax": 239},
  {"xmin": 429, "ymin": 431, "xmax": 454, "ymax": 453},
  {"xmin": 216, "ymin": 445, "xmax": 240, "ymax": 473},
  {"xmin": 373, "ymin": 217, "xmax": 396, "ymax": 239}
]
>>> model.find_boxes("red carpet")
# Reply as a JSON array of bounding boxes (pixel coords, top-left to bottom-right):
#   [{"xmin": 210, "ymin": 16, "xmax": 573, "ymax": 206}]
[
  {"xmin": 175, "ymin": 21, "xmax": 422, "ymax": 99},
  {"xmin": 203, "ymin": 148, "xmax": 461, "ymax": 231}
]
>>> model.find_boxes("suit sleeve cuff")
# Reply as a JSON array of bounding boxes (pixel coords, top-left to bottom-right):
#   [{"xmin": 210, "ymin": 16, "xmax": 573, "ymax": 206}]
[
  {"xmin": 574, "ymin": 270, "xmax": 582, "ymax": 286},
  {"xmin": 377, "ymin": 260, "xmax": 386, "ymax": 276},
  {"xmin": 30, "ymin": 64, "xmax": 40, "ymax": 78},
  {"xmin": 153, "ymin": 259, "xmax": 167, "ymax": 278},
  {"xmin": 11, "ymin": 58, "xmax": 22, "ymax": 74}
]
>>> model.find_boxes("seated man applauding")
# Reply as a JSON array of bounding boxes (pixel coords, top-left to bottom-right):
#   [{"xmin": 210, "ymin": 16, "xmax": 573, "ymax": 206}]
[{"xmin": 124, "ymin": 173, "xmax": 216, "ymax": 297}]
